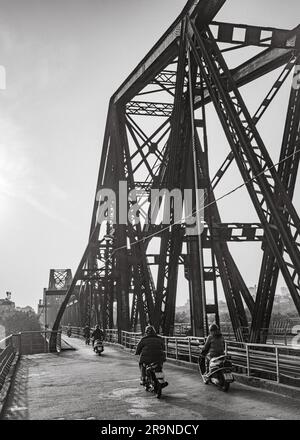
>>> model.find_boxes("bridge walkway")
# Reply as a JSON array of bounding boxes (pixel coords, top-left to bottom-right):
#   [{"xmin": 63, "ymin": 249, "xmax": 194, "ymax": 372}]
[{"xmin": 2, "ymin": 338, "xmax": 300, "ymax": 420}]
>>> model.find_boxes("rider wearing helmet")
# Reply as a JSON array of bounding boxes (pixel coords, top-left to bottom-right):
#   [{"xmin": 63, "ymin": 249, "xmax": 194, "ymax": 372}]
[
  {"xmin": 135, "ymin": 325, "xmax": 166, "ymax": 385},
  {"xmin": 200, "ymin": 323, "xmax": 225, "ymax": 375},
  {"xmin": 91, "ymin": 324, "xmax": 104, "ymax": 347}
]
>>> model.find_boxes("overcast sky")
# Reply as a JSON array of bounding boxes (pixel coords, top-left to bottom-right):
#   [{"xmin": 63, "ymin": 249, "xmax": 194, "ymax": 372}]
[{"xmin": 0, "ymin": 0, "xmax": 299, "ymax": 309}]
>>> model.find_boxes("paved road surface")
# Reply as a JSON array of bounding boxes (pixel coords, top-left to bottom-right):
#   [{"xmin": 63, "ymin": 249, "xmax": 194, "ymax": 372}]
[{"xmin": 2, "ymin": 338, "xmax": 300, "ymax": 420}]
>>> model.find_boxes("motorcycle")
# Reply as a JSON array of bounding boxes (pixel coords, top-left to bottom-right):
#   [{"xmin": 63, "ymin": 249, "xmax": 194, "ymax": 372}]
[
  {"xmin": 85, "ymin": 336, "xmax": 90, "ymax": 345},
  {"xmin": 198, "ymin": 354, "xmax": 234, "ymax": 392},
  {"xmin": 143, "ymin": 363, "xmax": 168, "ymax": 399},
  {"xmin": 93, "ymin": 339, "xmax": 104, "ymax": 355}
]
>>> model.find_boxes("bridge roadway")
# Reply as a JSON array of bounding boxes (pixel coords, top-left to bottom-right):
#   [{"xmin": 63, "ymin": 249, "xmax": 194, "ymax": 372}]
[{"xmin": 2, "ymin": 338, "xmax": 300, "ymax": 420}]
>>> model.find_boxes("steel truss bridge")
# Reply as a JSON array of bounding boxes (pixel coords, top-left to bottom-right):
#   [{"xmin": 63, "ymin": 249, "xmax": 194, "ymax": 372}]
[{"xmin": 50, "ymin": 0, "xmax": 300, "ymax": 349}]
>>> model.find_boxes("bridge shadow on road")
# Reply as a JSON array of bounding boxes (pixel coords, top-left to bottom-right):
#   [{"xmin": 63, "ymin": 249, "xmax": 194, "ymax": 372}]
[{"xmin": 2, "ymin": 358, "xmax": 30, "ymax": 420}]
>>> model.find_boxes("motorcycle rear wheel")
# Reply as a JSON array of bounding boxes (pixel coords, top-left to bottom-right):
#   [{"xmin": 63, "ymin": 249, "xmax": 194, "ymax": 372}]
[
  {"xmin": 218, "ymin": 373, "xmax": 230, "ymax": 392},
  {"xmin": 222, "ymin": 382, "xmax": 230, "ymax": 392},
  {"xmin": 156, "ymin": 383, "xmax": 162, "ymax": 399},
  {"xmin": 144, "ymin": 374, "xmax": 151, "ymax": 392}
]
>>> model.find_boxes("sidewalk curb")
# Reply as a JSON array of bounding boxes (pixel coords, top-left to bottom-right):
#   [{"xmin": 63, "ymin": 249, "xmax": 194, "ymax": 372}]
[
  {"xmin": 106, "ymin": 341, "xmax": 300, "ymax": 401},
  {"xmin": 0, "ymin": 353, "xmax": 20, "ymax": 418},
  {"xmin": 233, "ymin": 374, "xmax": 300, "ymax": 401}
]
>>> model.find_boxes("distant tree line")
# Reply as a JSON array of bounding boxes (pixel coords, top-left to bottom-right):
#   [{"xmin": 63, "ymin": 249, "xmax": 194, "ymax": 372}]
[{"xmin": 0, "ymin": 310, "xmax": 41, "ymax": 337}]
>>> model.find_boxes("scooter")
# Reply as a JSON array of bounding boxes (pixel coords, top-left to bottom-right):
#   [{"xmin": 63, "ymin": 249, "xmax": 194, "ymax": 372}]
[
  {"xmin": 93, "ymin": 339, "xmax": 104, "ymax": 355},
  {"xmin": 198, "ymin": 354, "xmax": 234, "ymax": 392},
  {"xmin": 143, "ymin": 363, "xmax": 168, "ymax": 399}
]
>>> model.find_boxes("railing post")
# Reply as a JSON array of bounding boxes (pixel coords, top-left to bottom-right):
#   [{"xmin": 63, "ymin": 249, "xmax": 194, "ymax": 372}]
[
  {"xmin": 225, "ymin": 341, "xmax": 228, "ymax": 356},
  {"xmin": 175, "ymin": 338, "xmax": 178, "ymax": 360},
  {"xmin": 18, "ymin": 332, "xmax": 22, "ymax": 355},
  {"xmin": 284, "ymin": 329, "xmax": 287, "ymax": 346},
  {"xmin": 58, "ymin": 331, "xmax": 62, "ymax": 352},
  {"xmin": 165, "ymin": 337, "xmax": 168, "ymax": 359},
  {"xmin": 188, "ymin": 338, "xmax": 192, "ymax": 363},
  {"xmin": 246, "ymin": 344, "xmax": 250, "ymax": 376},
  {"xmin": 275, "ymin": 346, "xmax": 280, "ymax": 383}
]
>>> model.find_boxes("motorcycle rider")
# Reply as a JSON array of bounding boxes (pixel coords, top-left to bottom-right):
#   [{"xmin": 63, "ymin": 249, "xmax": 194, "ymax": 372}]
[
  {"xmin": 83, "ymin": 324, "xmax": 91, "ymax": 345},
  {"xmin": 200, "ymin": 323, "xmax": 225, "ymax": 381},
  {"xmin": 91, "ymin": 324, "xmax": 104, "ymax": 347},
  {"xmin": 135, "ymin": 325, "xmax": 166, "ymax": 386}
]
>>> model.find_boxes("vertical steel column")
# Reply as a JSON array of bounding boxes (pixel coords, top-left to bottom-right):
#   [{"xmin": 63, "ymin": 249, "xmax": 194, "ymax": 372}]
[
  {"xmin": 154, "ymin": 18, "xmax": 190, "ymax": 335},
  {"xmin": 111, "ymin": 105, "xmax": 130, "ymax": 335},
  {"xmin": 251, "ymin": 57, "xmax": 300, "ymax": 341}
]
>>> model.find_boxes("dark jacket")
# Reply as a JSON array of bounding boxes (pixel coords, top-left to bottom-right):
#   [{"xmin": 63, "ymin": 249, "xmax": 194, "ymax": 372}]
[
  {"xmin": 83, "ymin": 327, "xmax": 90, "ymax": 338},
  {"xmin": 200, "ymin": 334, "xmax": 225, "ymax": 359},
  {"xmin": 135, "ymin": 334, "xmax": 166, "ymax": 365},
  {"xmin": 91, "ymin": 328, "xmax": 104, "ymax": 340}
]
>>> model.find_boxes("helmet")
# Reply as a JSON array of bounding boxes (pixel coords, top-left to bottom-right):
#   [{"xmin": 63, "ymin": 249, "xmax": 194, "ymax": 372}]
[
  {"xmin": 209, "ymin": 323, "xmax": 220, "ymax": 335},
  {"xmin": 145, "ymin": 325, "xmax": 156, "ymax": 335}
]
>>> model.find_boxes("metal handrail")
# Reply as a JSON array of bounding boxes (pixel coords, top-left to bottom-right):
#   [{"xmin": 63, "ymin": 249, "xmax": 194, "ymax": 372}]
[
  {"xmin": 62, "ymin": 326, "xmax": 300, "ymax": 386},
  {"xmin": 0, "ymin": 335, "xmax": 17, "ymax": 392},
  {"xmin": 105, "ymin": 330, "xmax": 300, "ymax": 387},
  {"xmin": 0, "ymin": 330, "xmax": 63, "ymax": 392}
]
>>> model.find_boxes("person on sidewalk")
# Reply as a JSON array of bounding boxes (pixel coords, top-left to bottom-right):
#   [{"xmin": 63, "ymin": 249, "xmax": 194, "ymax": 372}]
[{"xmin": 83, "ymin": 324, "xmax": 91, "ymax": 345}]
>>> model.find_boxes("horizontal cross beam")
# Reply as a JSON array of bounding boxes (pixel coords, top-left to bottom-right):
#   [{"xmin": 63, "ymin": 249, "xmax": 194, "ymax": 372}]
[
  {"xmin": 144, "ymin": 223, "xmax": 264, "ymax": 242},
  {"xmin": 211, "ymin": 21, "xmax": 299, "ymax": 49},
  {"xmin": 126, "ymin": 101, "xmax": 174, "ymax": 117}
]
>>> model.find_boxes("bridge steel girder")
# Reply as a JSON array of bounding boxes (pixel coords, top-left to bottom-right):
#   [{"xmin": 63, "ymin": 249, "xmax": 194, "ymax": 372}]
[
  {"xmin": 250, "ymin": 60, "xmax": 300, "ymax": 343},
  {"xmin": 192, "ymin": 132, "xmax": 252, "ymax": 339},
  {"xmin": 49, "ymin": 0, "xmax": 300, "ymax": 351},
  {"xmin": 188, "ymin": 19, "xmax": 300, "ymax": 325}
]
